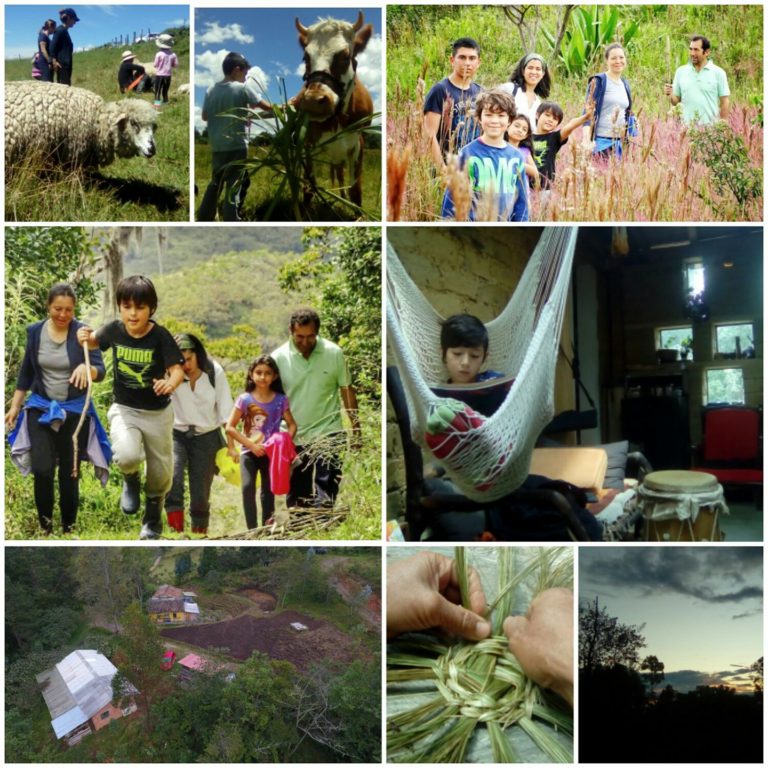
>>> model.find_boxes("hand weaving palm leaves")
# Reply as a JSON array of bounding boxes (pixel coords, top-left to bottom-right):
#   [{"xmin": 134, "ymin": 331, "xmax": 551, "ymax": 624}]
[{"xmin": 387, "ymin": 547, "xmax": 573, "ymax": 763}]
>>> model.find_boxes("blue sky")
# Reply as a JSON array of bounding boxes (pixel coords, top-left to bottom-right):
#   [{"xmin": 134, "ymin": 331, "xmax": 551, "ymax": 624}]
[
  {"xmin": 5, "ymin": 4, "xmax": 189, "ymax": 61},
  {"xmin": 580, "ymin": 547, "xmax": 763, "ymax": 693},
  {"xmin": 194, "ymin": 6, "xmax": 381, "ymax": 132}
]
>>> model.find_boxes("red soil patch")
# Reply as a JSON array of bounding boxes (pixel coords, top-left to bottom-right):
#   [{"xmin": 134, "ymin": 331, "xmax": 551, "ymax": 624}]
[
  {"xmin": 238, "ymin": 587, "xmax": 277, "ymax": 611},
  {"xmin": 159, "ymin": 611, "xmax": 364, "ymax": 671}
]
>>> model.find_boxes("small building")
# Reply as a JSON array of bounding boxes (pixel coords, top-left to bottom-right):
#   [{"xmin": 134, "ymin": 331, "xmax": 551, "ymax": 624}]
[
  {"xmin": 36, "ymin": 650, "xmax": 137, "ymax": 747},
  {"xmin": 148, "ymin": 585, "xmax": 200, "ymax": 624},
  {"xmin": 177, "ymin": 653, "xmax": 209, "ymax": 683}
]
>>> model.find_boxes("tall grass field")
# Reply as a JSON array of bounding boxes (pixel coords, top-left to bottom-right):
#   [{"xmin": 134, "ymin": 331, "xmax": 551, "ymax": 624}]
[
  {"xmin": 5, "ymin": 29, "xmax": 190, "ymax": 222},
  {"xmin": 195, "ymin": 139, "xmax": 382, "ymax": 222},
  {"xmin": 387, "ymin": 4, "xmax": 763, "ymax": 222}
]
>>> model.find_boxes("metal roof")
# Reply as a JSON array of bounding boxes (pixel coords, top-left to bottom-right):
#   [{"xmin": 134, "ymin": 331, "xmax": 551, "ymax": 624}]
[
  {"xmin": 37, "ymin": 650, "xmax": 125, "ymax": 738},
  {"xmin": 51, "ymin": 706, "xmax": 88, "ymax": 739}
]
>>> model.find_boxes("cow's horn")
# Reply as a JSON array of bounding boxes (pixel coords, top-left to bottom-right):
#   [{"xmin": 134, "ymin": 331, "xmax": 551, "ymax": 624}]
[
  {"xmin": 295, "ymin": 17, "xmax": 308, "ymax": 35},
  {"xmin": 352, "ymin": 11, "xmax": 364, "ymax": 31}
]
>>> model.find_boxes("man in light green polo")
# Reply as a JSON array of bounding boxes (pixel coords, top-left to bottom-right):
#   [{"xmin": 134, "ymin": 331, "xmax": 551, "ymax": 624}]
[
  {"xmin": 664, "ymin": 34, "xmax": 730, "ymax": 125},
  {"xmin": 271, "ymin": 307, "xmax": 361, "ymax": 508}
]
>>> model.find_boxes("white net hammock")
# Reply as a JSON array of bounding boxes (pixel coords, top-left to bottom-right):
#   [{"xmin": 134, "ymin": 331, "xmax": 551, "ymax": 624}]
[{"xmin": 387, "ymin": 227, "xmax": 577, "ymax": 502}]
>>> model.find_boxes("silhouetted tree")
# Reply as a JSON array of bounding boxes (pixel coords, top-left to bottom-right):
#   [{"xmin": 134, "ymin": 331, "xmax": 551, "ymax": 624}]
[
  {"xmin": 751, "ymin": 656, "xmax": 763, "ymax": 701},
  {"xmin": 579, "ymin": 597, "xmax": 647, "ymax": 671},
  {"xmin": 641, "ymin": 654, "xmax": 665, "ymax": 692}
]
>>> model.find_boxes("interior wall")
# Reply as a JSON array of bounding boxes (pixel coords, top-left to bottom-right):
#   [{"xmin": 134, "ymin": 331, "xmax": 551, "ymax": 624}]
[{"xmin": 609, "ymin": 244, "xmax": 763, "ymax": 448}]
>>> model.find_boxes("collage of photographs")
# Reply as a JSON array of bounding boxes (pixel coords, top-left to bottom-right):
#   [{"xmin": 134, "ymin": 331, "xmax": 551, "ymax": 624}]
[{"xmin": 1, "ymin": 2, "xmax": 764, "ymax": 766}]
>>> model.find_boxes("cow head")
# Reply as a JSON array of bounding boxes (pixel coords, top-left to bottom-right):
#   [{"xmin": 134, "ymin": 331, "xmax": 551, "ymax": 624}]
[{"xmin": 295, "ymin": 11, "xmax": 372, "ymax": 121}]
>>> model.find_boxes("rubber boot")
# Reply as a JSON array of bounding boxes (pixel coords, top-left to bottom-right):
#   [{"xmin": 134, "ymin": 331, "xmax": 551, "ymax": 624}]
[
  {"xmin": 140, "ymin": 496, "xmax": 163, "ymax": 540},
  {"xmin": 166, "ymin": 509, "xmax": 184, "ymax": 533},
  {"xmin": 121, "ymin": 473, "xmax": 141, "ymax": 514},
  {"xmin": 191, "ymin": 526, "xmax": 208, "ymax": 536}
]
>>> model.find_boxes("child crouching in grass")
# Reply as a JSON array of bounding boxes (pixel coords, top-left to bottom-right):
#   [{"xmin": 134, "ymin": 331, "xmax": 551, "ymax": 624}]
[
  {"xmin": 77, "ymin": 275, "xmax": 184, "ymax": 540},
  {"xmin": 441, "ymin": 89, "xmax": 529, "ymax": 222}
]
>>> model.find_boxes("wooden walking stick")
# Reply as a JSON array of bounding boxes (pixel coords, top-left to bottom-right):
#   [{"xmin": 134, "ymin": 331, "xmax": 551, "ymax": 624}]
[{"xmin": 71, "ymin": 342, "xmax": 93, "ymax": 478}]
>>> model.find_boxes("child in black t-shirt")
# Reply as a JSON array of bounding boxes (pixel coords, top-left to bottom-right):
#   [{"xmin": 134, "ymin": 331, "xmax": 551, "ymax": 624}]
[
  {"xmin": 531, "ymin": 101, "xmax": 594, "ymax": 187},
  {"xmin": 78, "ymin": 276, "xmax": 184, "ymax": 539}
]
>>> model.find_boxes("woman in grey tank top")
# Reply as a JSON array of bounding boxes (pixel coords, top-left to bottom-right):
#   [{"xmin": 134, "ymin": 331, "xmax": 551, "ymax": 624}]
[{"xmin": 5, "ymin": 283, "xmax": 106, "ymax": 534}]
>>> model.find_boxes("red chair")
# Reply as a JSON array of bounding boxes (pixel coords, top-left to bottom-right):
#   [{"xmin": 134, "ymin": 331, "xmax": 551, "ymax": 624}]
[{"xmin": 691, "ymin": 406, "xmax": 763, "ymax": 504}]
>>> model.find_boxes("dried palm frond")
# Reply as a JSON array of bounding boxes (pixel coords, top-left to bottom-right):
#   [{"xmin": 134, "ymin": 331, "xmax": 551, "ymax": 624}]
[{"xmin": 387, "ymin": 547, "xmax": 573, "ymax": 763}]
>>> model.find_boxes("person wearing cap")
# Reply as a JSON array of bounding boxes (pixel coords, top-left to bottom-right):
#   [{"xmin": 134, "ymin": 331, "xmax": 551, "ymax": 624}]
[
  {"xmin": 118, "ymin": 50, "xmax": 148, "ymax": 93},
  {"xmin": 197, "ymin": 51, "xmax": 271, "ymax": 221},
  {"xmin": 166, "ymin": 334, "xmax": 234, "ymax": 535},
  {"xmin": 50, "ymin": 7, "xmax": 79, "ymax": 85},
  {"xmin": 497, "ymin": 52, "xmax": 552, "ymax": 127},
  {"xmin": 153, "ymin": 34, "xmax": 178, "ymax": 105}
]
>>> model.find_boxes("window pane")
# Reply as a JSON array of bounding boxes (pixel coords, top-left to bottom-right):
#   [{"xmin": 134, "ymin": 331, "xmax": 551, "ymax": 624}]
[
  {"xmin": 706, "ymin": 368, "xmax": 745, "ymax": 404},
  {"xmin": 686, "ymin": 263, "xmax": 705, "ymax": 294},
  {"xmin": 659, "ymin": 327, "xmax": 693, "ymax": 359},
  {"xmin": 715, "ymin": 323, "xmax": 754, "ymax": 355}
]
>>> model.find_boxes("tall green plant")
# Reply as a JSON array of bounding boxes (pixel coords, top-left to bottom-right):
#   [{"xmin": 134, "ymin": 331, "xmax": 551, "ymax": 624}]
[
  {"xmin": 235, "ymin": 80, "xmax": 381, "ymax": 221},
  {"xmin": 542, "ymin": 5, "xmax": 639, "ymax": 77}
]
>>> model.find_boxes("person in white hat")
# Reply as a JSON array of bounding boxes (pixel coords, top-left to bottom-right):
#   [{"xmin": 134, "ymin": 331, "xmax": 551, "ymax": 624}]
[
  {"xmin": 153, "ymin": 34, "xmax": 178, "ymax": 105},
  {"xmin": 118, "ymin": 50, "xmax": 148, "ymax": 93}
]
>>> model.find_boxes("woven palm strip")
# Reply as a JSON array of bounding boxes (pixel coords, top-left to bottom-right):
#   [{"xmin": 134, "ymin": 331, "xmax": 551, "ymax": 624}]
[{"xmin": 387, "ymin": 548, "xmax": 573, "ymax": 763}]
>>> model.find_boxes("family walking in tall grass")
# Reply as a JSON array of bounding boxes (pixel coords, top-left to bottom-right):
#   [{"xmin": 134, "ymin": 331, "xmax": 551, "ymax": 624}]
[
  {"xmin": 386, "ymin": 4, "xmax": 762, "ymax": 222},
  {"xmin": 6, "ymin": 279, "xmax": 361, "ymax": 540}
]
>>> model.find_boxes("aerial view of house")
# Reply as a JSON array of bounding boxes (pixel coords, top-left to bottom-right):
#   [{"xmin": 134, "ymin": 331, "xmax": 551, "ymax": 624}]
[{"xmin": 35, "ymin": 650, "xmax": 137, "ymax": 746}]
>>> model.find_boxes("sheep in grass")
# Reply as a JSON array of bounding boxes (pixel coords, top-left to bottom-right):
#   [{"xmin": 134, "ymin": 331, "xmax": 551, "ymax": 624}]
[{"xmin": 5, "ymin": 81, "xmax": 158, "ymax": 171}]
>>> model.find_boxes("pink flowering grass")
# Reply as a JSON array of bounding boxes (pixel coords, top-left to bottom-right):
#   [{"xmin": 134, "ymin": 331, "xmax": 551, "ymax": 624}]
[{"xmin": 386, "ymin": 87, "xmax": 763, "ymax": 222}]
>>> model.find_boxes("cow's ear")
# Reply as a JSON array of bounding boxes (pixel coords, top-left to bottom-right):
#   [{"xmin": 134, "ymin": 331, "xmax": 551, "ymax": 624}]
[{"xmin": 354, "ymin": 24, "xmax": 373, "ymax": 56}]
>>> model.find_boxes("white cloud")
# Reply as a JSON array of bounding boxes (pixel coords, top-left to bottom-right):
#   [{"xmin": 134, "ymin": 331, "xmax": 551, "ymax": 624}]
[
  {"xmin": 196, "ymin": 21, "xmax": 253, "ymax": 45},
  {"xmin": 195, "ymin": 49, "xmax": 228, "ymax": 89},
  {"xmin": 271, "ymin": 61, "xmax": 294, "ymax": 78},
  {"xmin": 166, "ymin": 18, "xmax": 188, "ymax": 28},
  {"xmin": 356, "ymin": 34, "xmax": 381, "ymax": 97},
  {"xmin": 194, "ymin": 104, "xmax": 205, "ymax": 134}
]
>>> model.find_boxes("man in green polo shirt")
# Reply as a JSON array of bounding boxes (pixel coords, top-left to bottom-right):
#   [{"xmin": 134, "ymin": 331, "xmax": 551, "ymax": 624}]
[
  {"xmin": 664, "ymin": 34, "xmax": 730, "ymax": 125},
  {"xmin": 272, "ymin": 307, "xmax": 361, "ymax": 508}
]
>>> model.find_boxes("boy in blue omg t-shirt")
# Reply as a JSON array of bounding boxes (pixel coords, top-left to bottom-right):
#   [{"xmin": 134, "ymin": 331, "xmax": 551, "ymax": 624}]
[{"xmin": 442, "ymin": 88, "xmax": 529, "ymax": 222}]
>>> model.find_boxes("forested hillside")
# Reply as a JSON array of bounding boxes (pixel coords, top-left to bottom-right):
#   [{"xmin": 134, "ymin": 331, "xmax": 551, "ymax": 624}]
[{"xmin": 5, "ymin": 546, "xmax": 381, "ymax": 763}]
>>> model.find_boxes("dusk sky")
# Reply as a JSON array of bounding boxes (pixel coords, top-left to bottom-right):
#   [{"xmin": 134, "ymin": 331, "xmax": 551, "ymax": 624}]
[
  {"xmin": 194, "ymin": 6, "xmax": 382, "ymax": 133},
  {"xmin": 4, "ymin": 5, "xmax": 188, "ymax": 61},
  {"xmin": 580, "ymin": 547, "xmax": 763, "ymax": 693}
]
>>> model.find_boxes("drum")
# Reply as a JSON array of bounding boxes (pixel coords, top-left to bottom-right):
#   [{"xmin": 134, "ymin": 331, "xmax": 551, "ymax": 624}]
[{"xmin": 638, "ymin": 470, "xmax": 728, "ymax": 542}]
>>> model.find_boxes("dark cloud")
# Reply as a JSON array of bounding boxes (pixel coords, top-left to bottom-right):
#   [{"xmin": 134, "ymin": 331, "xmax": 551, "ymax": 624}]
[
  {"xmin": 580, "ymin": 546, "xmax": 763, "ymax": 606},
  {"xmin": 733, "ymin": 609, "xmax": 761, "ymax": 620},
  {"xmin": 662, "ymin": 667, "xmax": 756, "ymax": 694}
]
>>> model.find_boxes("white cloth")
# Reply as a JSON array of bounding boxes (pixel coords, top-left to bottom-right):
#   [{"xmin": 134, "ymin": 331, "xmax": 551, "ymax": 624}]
[
  {"xmin": 170, "ymin": 360, "xmax": 233, "ymax": 433},
  {"xmin": 497, "ymin": 82, "xmax": 541, "ymax": 127}
]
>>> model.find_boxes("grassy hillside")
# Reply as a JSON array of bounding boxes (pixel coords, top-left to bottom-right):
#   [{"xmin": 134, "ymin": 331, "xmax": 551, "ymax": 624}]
[
  {"xmin": 387, "ymin": 4, "xmax": 763, "ymax": 222},
  {"xmin": 5, "ymin": 27, "xmax": 190, "ymax": 222}
]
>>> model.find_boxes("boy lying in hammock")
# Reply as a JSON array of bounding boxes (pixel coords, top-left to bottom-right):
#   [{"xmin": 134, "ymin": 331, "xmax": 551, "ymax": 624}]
[{"xmin": 425, "ymin": 313, "xmax": 603, "ymax": 540}]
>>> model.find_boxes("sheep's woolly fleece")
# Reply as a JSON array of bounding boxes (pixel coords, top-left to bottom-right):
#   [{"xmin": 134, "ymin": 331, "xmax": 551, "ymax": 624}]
[{"xmin": 5, "ymin": 80, "xmax": 158, "ymax": 169}]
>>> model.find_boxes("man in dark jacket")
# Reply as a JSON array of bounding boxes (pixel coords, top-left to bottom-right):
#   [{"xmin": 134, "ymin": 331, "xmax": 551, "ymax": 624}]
[{"xmin": 50, "ymin": 7, "xmax": 79, "ymax": 85}]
